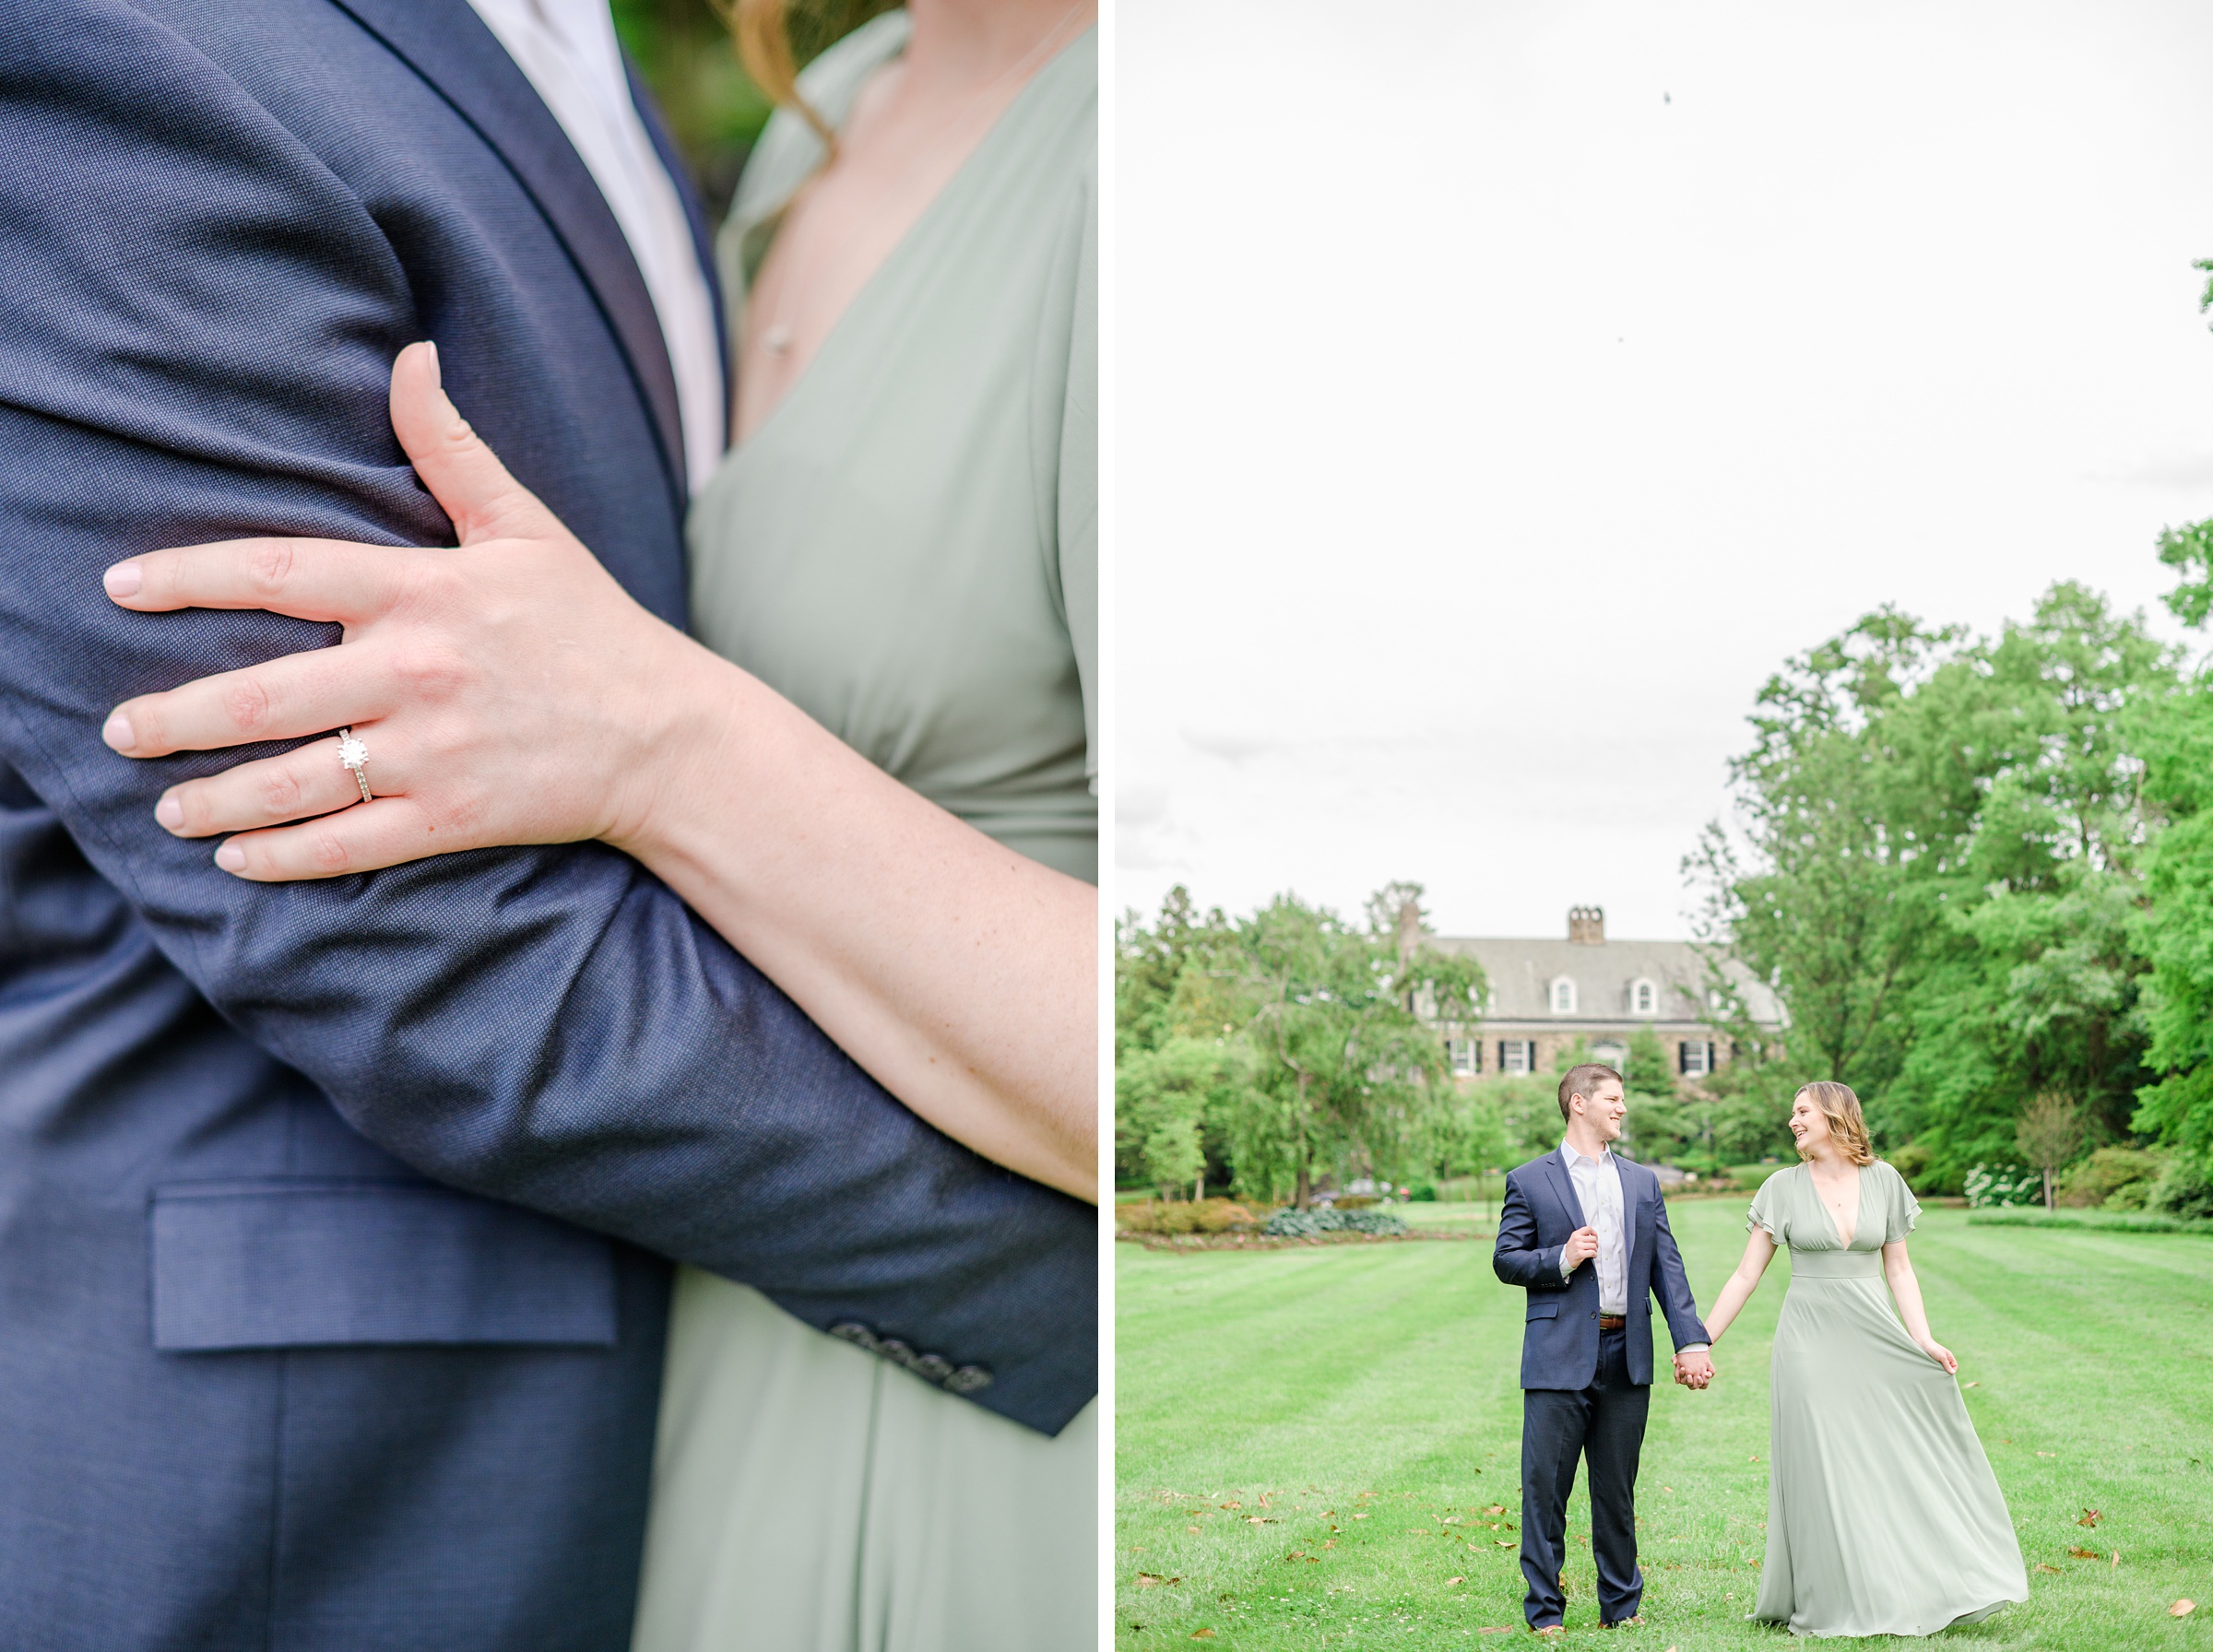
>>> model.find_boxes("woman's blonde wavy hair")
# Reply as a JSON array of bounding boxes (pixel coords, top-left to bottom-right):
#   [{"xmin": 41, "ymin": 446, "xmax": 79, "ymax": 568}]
[
  {"xmin": 718, "ymin": 0, "xmax": 895, "ymax": 157},
  {"xmin": 1793, "ymin": 1080, "xmax": 1876, "ymax": 1167}
]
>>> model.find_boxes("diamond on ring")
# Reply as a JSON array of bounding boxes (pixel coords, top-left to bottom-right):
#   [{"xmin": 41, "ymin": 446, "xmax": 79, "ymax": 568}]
[{"xmin": 337, "ymin": 728, "xmax": 372, "ymax": 804}]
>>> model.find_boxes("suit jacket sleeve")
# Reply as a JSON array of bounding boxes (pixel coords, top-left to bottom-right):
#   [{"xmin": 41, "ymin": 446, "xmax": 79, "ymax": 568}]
[
  {"xmin": 1492, "ymin": 1171, "xmax": 1566, "ymax": 1290},
  {"xmin": 0, "ymin": 10, "xmax": 1091, "ymax": 1433},
  {"xmin": 1649, "ymin": 1189, "xmax": 1711, "ymax": 1351}
]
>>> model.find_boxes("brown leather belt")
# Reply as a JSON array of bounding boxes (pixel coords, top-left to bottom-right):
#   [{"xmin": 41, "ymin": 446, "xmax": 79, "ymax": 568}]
[{"xmin": 1597, "ymin": 1315, "xmax": 1627, "ymax": 1331}]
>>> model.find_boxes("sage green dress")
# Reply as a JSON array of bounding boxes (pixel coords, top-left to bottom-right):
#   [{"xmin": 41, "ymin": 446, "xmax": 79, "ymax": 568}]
[
  {"xmin": 627, "ymin": 17, "xmax": 1097, "ymax": 1652},
  {"xmin": 1746, "ymin": 1162, "xmax": 2027, "ymax": 1637}
]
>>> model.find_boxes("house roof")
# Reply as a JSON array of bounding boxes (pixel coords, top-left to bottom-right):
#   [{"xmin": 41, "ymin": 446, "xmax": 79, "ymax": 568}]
[{"xmin": 1422, "ymin": 935, "xmax": 1784, "ymax": 1028}]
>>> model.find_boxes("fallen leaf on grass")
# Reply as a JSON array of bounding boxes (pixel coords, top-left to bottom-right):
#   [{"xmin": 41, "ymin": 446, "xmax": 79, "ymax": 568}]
[
  {"xmin": 1495, "ymin": 1540, "xmax": 1516, "ymax": 1549},
  {"xmin": 1219, "ymin": 1501, "xmax": 1240, "ymax": 1510},
  {"xmin": 2112, "ymin": 1551, "xmax": 2121, "ymax": 1568},
  {"xmin": 2172, "ymin": 1600, "xmax": 2195, "ymax": 1619},
  {"xmin": 1963, "ymin": 1380, "xmax": 1979, "ymax": 1388},
  {"xmin": 1485, "ymin": 1504, "xmax": 1509, "ymax": 1517},
  {"xmin": 1134, "ymin": 1574, "xmax": 1181, "ymax": 1587},
  {"xmin": 1191, "ymin": 1631, "xmax": 1217, "ymax": 1641},
  {"xmin": 1322, "ymin": 1540, "xmax": 1335, "ymax": 1549},
  {"xmin": 2077, "ymin": 1509, "xmax": 2101, "ymax": 1528},
  {"xmin": 1353, "ymin": 1513, "xmax": 1369, "ymax": 1520},
  {"xmin": 2068, "ymin": 1548, "xmax": 2101, "ymax": 1561},
  {"xmin": 2037, "ymin": 1564, "xmax": 2063, "ymax": 1575},
  {"xmin": 1445, "ymin": 1575, "xmax": 1464, "ymax": 1586},
  {"xmin": 1187, "ymin": 1524, "xmax": 1201, "ymax": 1533}
]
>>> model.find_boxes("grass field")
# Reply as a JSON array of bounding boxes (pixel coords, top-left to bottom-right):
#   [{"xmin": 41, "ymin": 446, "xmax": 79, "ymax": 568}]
[{"xmin": 1115, "ymin": 1201, "xmax": 2213, "ymax": 1649}]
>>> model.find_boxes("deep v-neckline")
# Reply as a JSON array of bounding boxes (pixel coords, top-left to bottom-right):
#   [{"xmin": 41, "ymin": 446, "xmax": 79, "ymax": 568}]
[
  {"xmin": 1809, "ymin": 1164, "xmax": 1867, "ymax": 1249},
  {"xmin": 730, "ymin": 21, "xmax": 1092, "ymax": 454}
]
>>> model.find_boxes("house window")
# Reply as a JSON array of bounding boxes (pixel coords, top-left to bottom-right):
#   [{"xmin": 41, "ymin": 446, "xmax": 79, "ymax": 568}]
[
  {"xmin": 1632, "ymin": 979, "xmax": 1657, "ymax": 1016},
  {"xmin": 1679, "ymin": 1040, "xmax": 1714, "ymax": 1077},
  {"xmin": 1500, "ymin": 1039, "xmax": 1533, "ymax": 1074},
  {"xmin": 1549, "ymin": 978, "xmax": 1577, "ymax": 1015},
  {"xmin": 1447, "ymin": 1037, "xmax": 1478, "ymax": 1077}
]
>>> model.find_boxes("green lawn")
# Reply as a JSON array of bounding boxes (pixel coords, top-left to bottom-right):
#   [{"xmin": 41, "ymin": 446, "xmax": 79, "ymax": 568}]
[{"xmin": 1115, "ymin": 1202, "xmax": 2213, "ymax": 1648}]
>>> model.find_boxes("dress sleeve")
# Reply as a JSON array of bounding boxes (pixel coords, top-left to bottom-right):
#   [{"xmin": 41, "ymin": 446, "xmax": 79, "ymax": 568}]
[
  {"xmin": 1055, "ymin": 154, "xmax": 1097, "ymax": 795},
  {"xmin": 1885, "ymin": 1162, "xmax": 1922, "ymax": 1242},
  {"xmin": 1746, "ymin": 1170, "xmax": 1787, "ymax": 1244}
]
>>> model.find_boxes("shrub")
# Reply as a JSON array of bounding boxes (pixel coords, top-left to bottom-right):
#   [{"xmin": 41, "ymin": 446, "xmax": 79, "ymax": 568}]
[
  {"xmin": 1886, "ymin": 1141, "xmax": 1933, "ymax": 1190},
  {"xmin": 1262, "ymin": 1207, "xmax": 1411, "ymax": 1238},
  {"xmin": 1407, "ymin": 1180, "xmax": 1438, "ymax": 1202},
  {"xmin": 2056, "ymin": 1146, "xmax": 2164, "ymax": 1209},
  {"xmin": 1331, "ymin": 1195, "xmax": 1377, "ymax": 1210},
  {"xmin": 1963, "ymin": 1163, "xmax": 2041, "ymax": 1209},
  {"xmin": 2147, "ymin": 1156, "xmax": 2213, "ymax": 1221},
  {"xmin": 1115, "ymin": 1198, "xmax": 1260, "ymax": 1235}
]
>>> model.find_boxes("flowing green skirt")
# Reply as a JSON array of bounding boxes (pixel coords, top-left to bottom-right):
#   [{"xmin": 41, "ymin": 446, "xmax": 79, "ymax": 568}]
[
  {"xmin": 1755, "ymin": 1255, "xmax": 2027, "ymax": 1637},
  {"xmin": 629, "ymin": 1269, "xmax": 1095, "ymax": 1651}
]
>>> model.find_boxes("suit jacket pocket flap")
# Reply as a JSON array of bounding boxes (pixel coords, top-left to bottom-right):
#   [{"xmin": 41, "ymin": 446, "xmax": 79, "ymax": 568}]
[
  {"xmin": 1525, "ymin": 1299, "xmax": 1560, "ymax": 1320},
  {"xmin": 152, "ymin": 1179, "xmax": 617, "ymax": 1351}
]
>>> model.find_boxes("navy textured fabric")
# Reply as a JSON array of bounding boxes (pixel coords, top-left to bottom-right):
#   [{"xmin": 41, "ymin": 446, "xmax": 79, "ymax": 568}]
[
  {"xmin": 1491, "ymin": 1151, "xmax": 1708, "ymax": 1389},
  {"xmin": 0, "ymin": 3, "xmax": 1095, "ymax": 1647}
]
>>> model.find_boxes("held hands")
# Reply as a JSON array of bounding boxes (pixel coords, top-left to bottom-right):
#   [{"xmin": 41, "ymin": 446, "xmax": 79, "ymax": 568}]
[
  {"xmin": 1673, "ymin": 1349, "xmax": 1715, "ymax": 1390},
  {"xmin": 99, "ymin": 342, "xmax": 719, "ymax": 879},
  {"xmin": 1561, "ymin": 1225, "xmax": 1601, "ymax": 1271}
]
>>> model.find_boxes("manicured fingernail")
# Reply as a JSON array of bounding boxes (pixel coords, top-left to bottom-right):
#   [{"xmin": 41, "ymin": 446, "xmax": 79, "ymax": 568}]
[
  {"xmin": 104, "ymin": 562, "xmax": 141, "ymax": 599},
  {"xmin": 214, "ymin": 842, "xmax": 247, "ymax": 873},
  {"xmin": 424, "ymin": 340, "xmax": 441, "ymax": 387},
  {"xmin": 155, "ymin": 793, "xmax": 184, "ymax": 831},
  {"xmin": 101, "ymin": 711, "xmax": 136, "ymax": 752}
]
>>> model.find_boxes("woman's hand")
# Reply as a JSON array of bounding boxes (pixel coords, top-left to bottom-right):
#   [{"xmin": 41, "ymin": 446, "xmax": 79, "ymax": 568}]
[
  {"xmin": 1920, "ymin": 1339, "xmax": 1959, "ymax": 1375},
  {"xmin": 101, "ymin": 342, "xmax": 1098, "ymax": 1201},
  {"xmin": 101, "ymin": 342, "xmax": 718, "ymax": 879}
]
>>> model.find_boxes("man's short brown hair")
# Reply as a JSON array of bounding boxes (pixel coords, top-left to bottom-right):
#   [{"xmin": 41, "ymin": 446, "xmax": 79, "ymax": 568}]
[{"xmin": 1558, "ymin": 1063, "xmax": 1624, "ymax": 1121}]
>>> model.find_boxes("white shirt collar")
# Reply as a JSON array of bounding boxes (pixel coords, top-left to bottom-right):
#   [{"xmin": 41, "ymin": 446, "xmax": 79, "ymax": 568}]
[{"xmin": 1560, "ymin": 1139, "xmax": 1615, "ymax": 1172}]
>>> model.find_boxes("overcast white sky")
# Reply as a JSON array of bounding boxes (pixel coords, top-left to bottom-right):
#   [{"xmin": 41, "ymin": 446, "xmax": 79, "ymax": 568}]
[{"xmin": 1115, "ymin": 0, "xmax": 2213, "ymax": 941}]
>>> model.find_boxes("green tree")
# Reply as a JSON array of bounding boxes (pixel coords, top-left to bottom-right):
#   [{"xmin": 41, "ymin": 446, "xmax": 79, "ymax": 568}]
[
  {"xmin": 1691, "ymin": 584, "xmax": 2172, "ymax": 1189},
  {"xmin": 2127, "ymin": 588, "xmax": 2213, "ymax": 1180},
  {"xmin": 1115, "ymin": 1036, "xmax": 1254, "ymax": 1199}
]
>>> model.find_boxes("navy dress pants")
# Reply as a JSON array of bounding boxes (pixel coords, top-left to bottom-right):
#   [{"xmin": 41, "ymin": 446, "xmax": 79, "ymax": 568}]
[{"xmin": 1519, "ymin": 1325, "xmax": 1649, "ymax": 1627}]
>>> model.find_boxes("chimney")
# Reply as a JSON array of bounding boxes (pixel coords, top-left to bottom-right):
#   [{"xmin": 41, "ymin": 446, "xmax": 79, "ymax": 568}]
[
  {"xmin": 1568, "ymin": 905, "xmax": 1604, "ymax": 945},
  {"xmin": 1396, "ymin": 897, "xmax": 1422, "ymax": 965}
]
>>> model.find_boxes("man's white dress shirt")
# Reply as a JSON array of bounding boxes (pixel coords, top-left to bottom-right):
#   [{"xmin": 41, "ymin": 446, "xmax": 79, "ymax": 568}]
[
  {"xmin": 1556, "ymin": 1139, "xmax": 1708, "ymax": 1355},
  {"xmin": 465, "ymin": 0, "xmax": 726, "ymax": 494},
  {"xmin": 1559, "ymin": 1139, "xmax": 1627, "ymax": 1315}
]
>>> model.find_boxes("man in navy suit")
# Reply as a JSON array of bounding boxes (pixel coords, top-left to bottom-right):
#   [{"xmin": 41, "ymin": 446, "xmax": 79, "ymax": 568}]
[
  {"xmin": 1493, "ymin": 1063, "xmax": 1712, "ymax": 1635},
  {"xmin": 0, "ymin": 3, "xmax": 1091, "ymax": 1646}
]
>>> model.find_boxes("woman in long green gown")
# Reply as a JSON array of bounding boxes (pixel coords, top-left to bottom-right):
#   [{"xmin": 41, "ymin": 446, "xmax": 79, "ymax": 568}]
[
  {"xmin": 1699, "ymin": 1082, "xmax": 2028, "ymax": 1637},
  {"xmin": 630, "ymin": 13, "xmax": 1098, "ymax": 1651},
  {"xmin": 92, "ymin": 4, "xmax": 1101, "ymax": 1646}
]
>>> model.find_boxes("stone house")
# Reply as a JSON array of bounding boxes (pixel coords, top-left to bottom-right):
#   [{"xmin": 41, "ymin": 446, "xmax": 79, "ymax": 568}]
[{"xmin": 1419, "ymin": 905, "xmax": 1783, "ymax": 1085}]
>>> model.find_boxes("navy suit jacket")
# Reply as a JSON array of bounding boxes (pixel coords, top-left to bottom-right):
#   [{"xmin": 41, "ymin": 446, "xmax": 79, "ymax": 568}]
[
  {"xmin": 0, "ymin": 3, "xmax": 1094, "ymax": 1647},
  {"xmin": 1492, "ymin": 1150, "xmax": 1709, "ymax": 1390}
]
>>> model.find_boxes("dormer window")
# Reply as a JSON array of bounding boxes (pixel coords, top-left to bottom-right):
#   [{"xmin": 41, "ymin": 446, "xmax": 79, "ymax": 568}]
[
  {"xmin": 1550, "ymin": 977, "xmax": 1577, "ymax": 1015},
  {"xmin": 1631, "ymin": 978, "xmax": 1657, "ymax": 1017}
]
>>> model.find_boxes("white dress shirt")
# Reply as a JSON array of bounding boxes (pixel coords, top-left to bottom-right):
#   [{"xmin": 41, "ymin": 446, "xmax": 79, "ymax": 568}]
[
  {"xmin": 1559, "ymin": 1139, "xmax": 1628, "ymax": 1315},
  {"xmin": 466, "ymin": 0, "xmax": 726, "ymax": 493}
]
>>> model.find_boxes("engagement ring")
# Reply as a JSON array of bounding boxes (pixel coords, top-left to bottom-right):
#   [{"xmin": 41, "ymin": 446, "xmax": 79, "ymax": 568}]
[{"xmin": 337, "ymin": 729, "xmax": 372, "ymax": 803}]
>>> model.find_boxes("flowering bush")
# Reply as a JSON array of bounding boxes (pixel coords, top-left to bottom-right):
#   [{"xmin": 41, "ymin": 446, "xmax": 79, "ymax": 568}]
[
  {"xmin": 1116, "ymin": 1198, "xmax": 1260, "ymax": 1235},
  {"xmin": 1962, "ymin": 1163, "xmax": 2041, "ymax": 1209}
]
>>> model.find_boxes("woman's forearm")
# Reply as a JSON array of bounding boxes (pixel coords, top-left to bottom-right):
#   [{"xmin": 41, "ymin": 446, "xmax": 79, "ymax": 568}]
[
  {"xmin": 1701, "ymin": 1233, "xmax": 1776, "ymax": 1343},
  {"xmin": 1886, "ymin": 1255, "xmax": 1936, "ymax": 1345},
  {"xmin": 616, "ymin": 645, "xmax": 1098, "ymax": 1202},
  {"xmin": 1701, "ymin": 1271, "xmax": 1758, "ymax": 1344}
]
